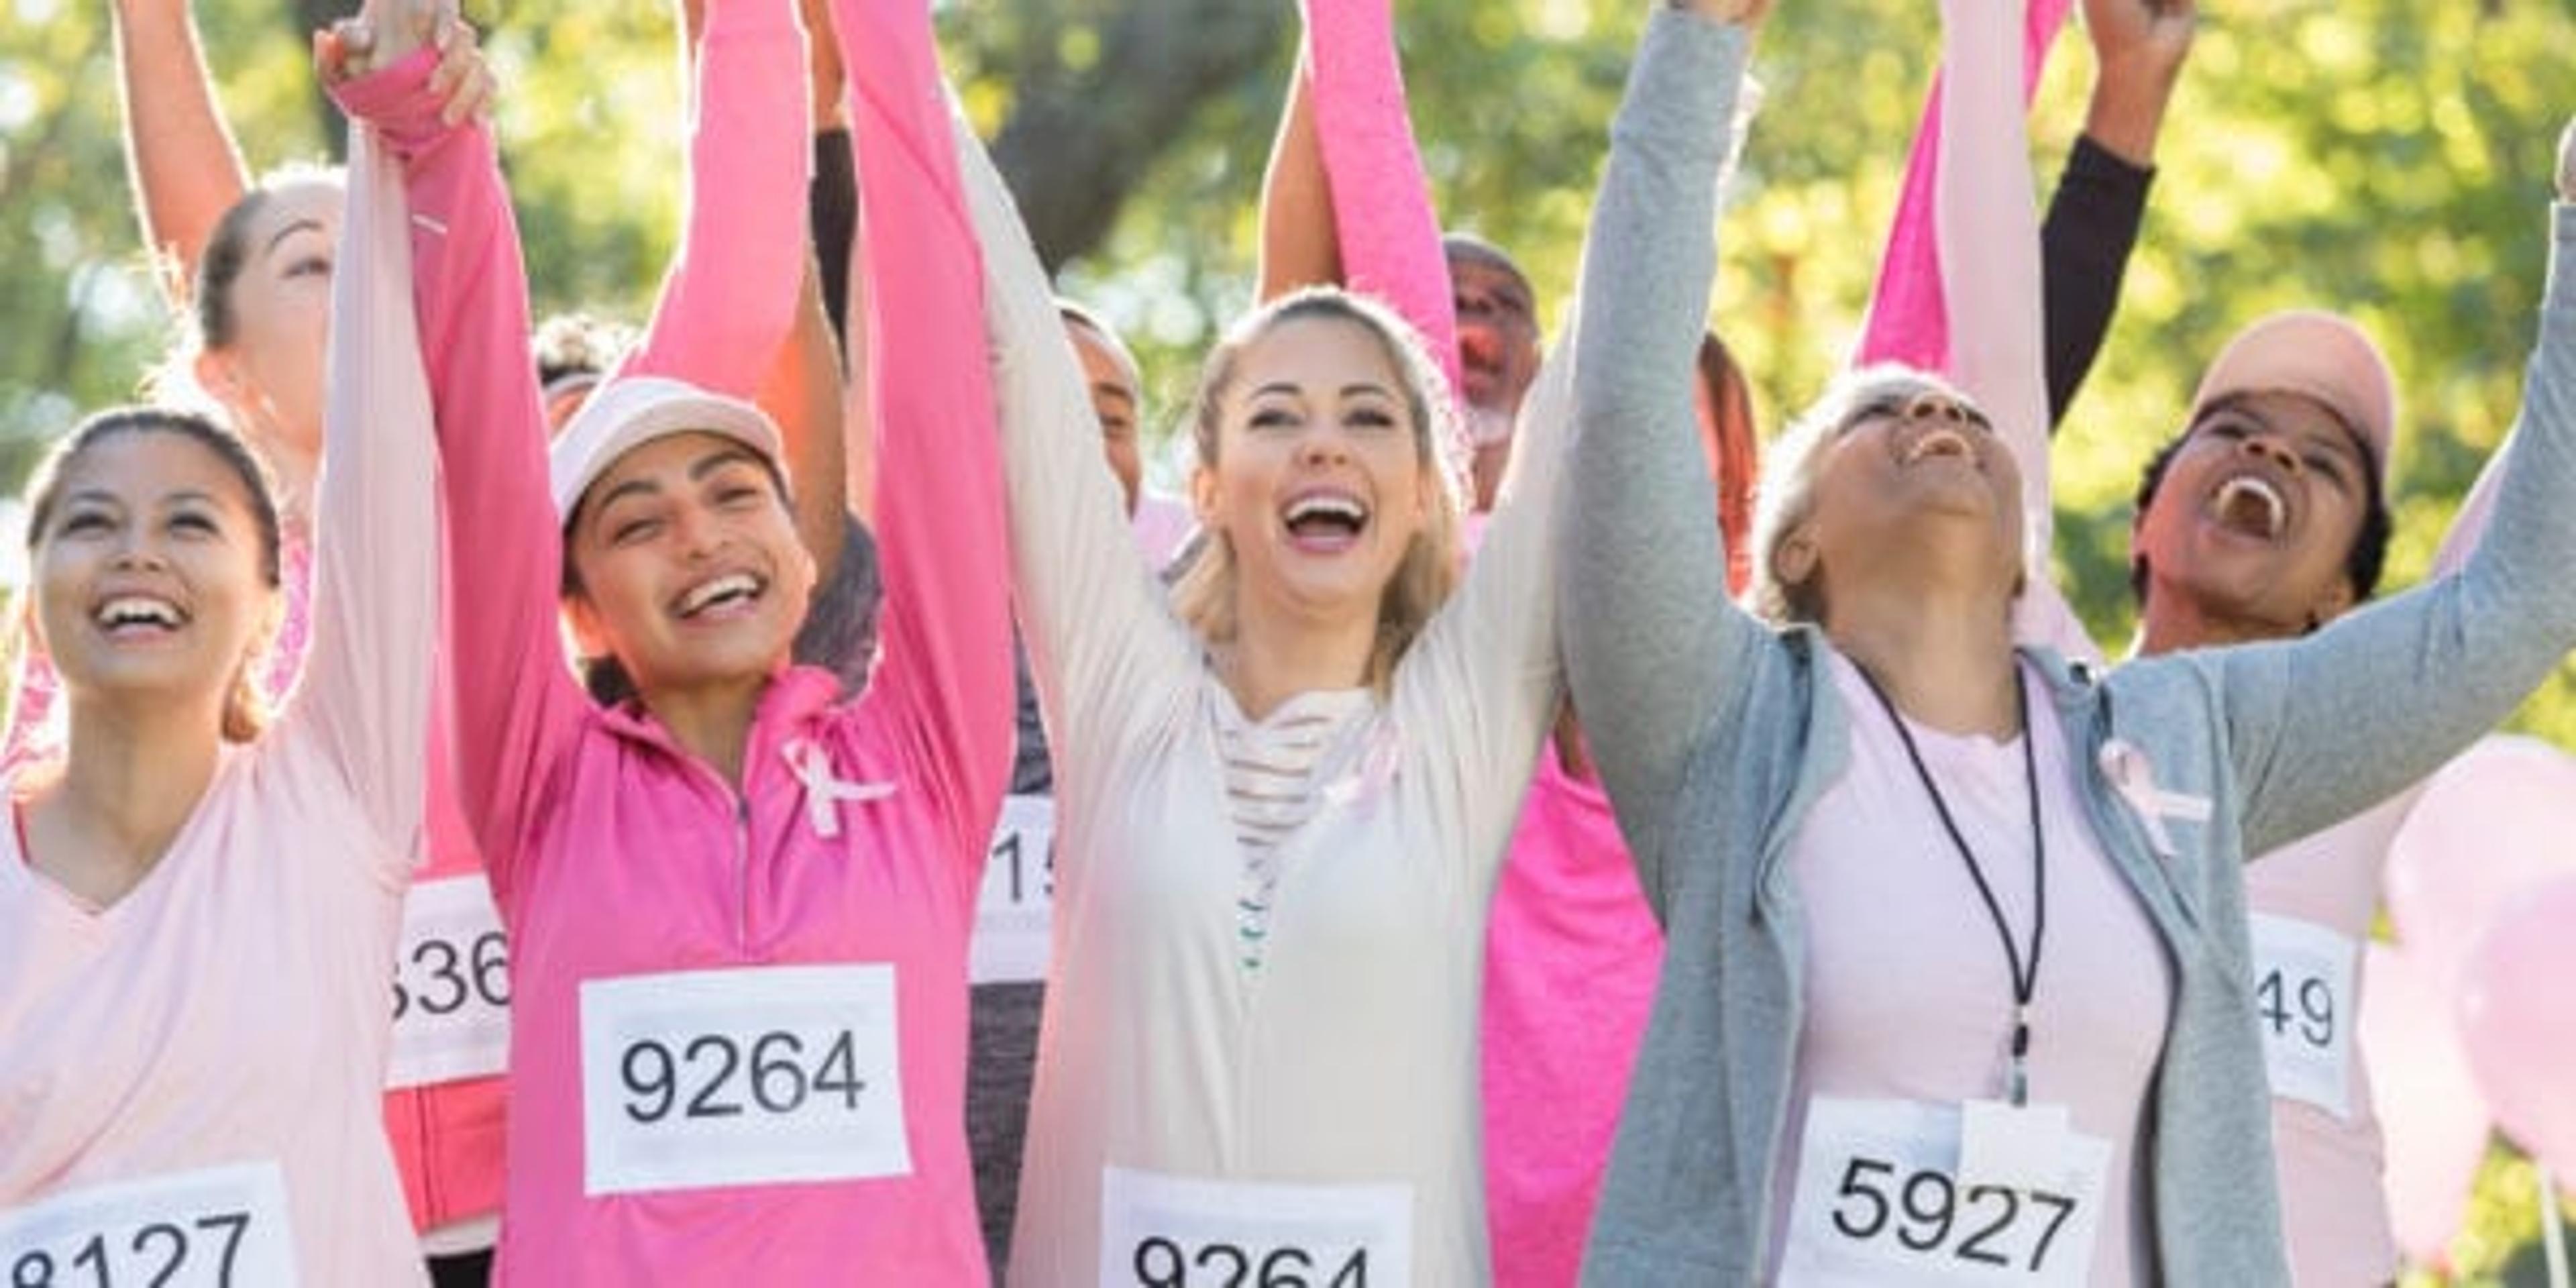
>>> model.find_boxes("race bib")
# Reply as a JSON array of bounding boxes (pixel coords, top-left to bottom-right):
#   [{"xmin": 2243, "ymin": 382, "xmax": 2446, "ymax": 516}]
[
  {"xmin": 1099, "ymin": 1167, "xmax": 1409, "ymax": 1288},
  {"xmin": 579, "ymin": 965, "xmax": 910, "ymax": 1195},
  {"xmin": 386, "ymin": 875, "xmax": 512, "ymax": 1089},
  {"xmin": 2249, "ymin": 914, "xmax": 2358, "ymax": 1120},
  {"xmin": 969, "ymin": 795, "xmax": 1056, "ymax": 986},
  {"xmin": 1779, "ymin": 1098, "xmax": 2108, "ymax": 1287},
  {"xmin": 0, "ymin": 1163, "xmax": 297, "ymax": 1288}
]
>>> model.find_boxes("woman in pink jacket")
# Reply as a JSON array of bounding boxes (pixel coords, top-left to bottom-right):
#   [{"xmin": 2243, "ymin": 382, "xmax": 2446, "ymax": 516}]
[
  {"xmin": 0, "ymin": 3, "xmax": 470, "ymax": 1278},
  {"xmin": 331, "ymin": 0, "xmax": 1015, "ymax": 1277}
]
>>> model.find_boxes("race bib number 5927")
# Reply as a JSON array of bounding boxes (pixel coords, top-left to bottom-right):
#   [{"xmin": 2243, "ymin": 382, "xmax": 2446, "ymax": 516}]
[
  {"xmin": 0, "ymin": 1164, "xmax": 297, "ymax": 1288},
  {"xmin": 579, "ymin": 965, "xmax": 910, "ymax": 1195},
  {"xmin": 1778, "ymin": 1099, "xmax": 2108, "ymax": 1287}
]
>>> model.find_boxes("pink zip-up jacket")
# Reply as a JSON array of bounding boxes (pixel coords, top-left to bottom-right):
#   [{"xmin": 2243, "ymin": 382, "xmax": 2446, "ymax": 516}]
[
  {"xmin": 0, "ymin": 125, "xmax": 438, "ymax": 1286},
  {"xmin": 335, "ymin": 0, "xmax": 1013, "ymax": 1273}
]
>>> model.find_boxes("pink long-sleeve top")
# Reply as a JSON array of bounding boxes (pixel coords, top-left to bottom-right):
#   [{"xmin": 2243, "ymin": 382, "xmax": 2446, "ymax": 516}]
[
  {"xmin": 0, "ymin": 125, "xmax": 439, "ymax": 1287},
  {"xmin": 335, "ymin": 0, "xmax": 1012, "ymax": 1273}
]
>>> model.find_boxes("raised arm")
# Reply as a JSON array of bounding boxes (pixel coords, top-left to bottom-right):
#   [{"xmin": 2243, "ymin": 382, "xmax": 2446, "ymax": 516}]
[
  {"xmin": 615, "ymin": 0, "xmax": 811, "ymax": 396},
  {"xmin": 1259, "ymin": 0, "xmax": 1462, "ymax": 407},
  {"xmin": 112, "ymin": 0, "xmax": 251, "ymax": 308},
  {"xmin": 755, "ymin": 256, "xmax": 852, "ymax": 600},
  {"xmin": 2229, "ymin": 182, "xmax": 2576, "ymax": 856},
  {"xmin": 956, "ymin": 114, "xmax": 1201, "ymax": 804},
  {"xmin": 329, "ymin": 18, "xmax": 581, "ymax": 901},
  {"xmin": 1256, "ymin": 43, "xmax": 1341, "ymax": 300},
  {"xmin": 1933, "ymin": 0, "xmax": 2049, "ymax": 543},
  {"xmin": 1856, "ymin": 0, "xmax": 2070, "ymax": 376},
  {"xmin": 1560, "ymin": 3, "xmax": 1763, "ymax": 908},
  {"xmin": 2040, "ymin": 0, "xmax": 2194, "ymax": 420},
  {"xmin": 270, "ymin": 117, "xmax": 435, "ymax": 861},
  {"xmin": 828, "ymin": 0, "xmax": 1016, "ymax": 867}
]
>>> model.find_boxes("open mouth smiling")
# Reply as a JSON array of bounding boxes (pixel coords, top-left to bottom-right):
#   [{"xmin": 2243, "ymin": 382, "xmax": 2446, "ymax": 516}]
[
  {"xmin": 672, "ymin": 570, "xmax": 767, "ymax": 620},
  {"xmin": 1281, "ymin": 489, "xmax": 1371, "ymax": 553},
  {"xmin": 1898, "ymin": 425, "xmax": 1977, "ymax": 468},
  {"xmin": 2209, "ymin": 473, "xmax": 2290, "ymax": 541},
  {"xmin": 93, "ymin": 594, "xmax": 188, "ymax": 639}
]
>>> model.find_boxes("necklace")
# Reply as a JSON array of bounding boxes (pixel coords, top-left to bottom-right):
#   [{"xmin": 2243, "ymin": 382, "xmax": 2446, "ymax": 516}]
[{"xmin": 1854, "ymin": 661, "xmax": 2047, "ymax": 1106}]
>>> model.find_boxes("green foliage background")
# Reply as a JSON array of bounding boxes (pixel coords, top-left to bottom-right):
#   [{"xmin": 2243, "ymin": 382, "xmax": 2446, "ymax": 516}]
[{"xmin": 1, "ymin": 0, "xmax": 2571, "ymax": 1275}]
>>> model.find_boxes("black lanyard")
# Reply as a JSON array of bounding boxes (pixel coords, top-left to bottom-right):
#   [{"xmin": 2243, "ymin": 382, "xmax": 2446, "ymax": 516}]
[{"xmin": 1855, "ymin": 662, "xmax": 2047, "ymax": 1106}]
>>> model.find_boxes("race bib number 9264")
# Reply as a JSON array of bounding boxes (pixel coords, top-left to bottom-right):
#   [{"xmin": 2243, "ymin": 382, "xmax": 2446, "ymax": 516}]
[
  {"xmin": 579, "ymin": 965, "xmax": 910, "ymax": 1195},
  {"xmin": 1101, "ymin": 1167, "xmax": 1408, "ymax": 1288}
]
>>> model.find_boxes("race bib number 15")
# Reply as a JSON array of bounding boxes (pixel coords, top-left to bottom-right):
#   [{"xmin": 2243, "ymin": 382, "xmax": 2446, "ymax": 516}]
[
  {"xmin": 0, "ymin": 1164, "xmax": 297, "ymax": 1288},
  {"xmin": 579, "ymin": 965, "xmax": 910, "ymax": 1195},
  {"xmin": 1100, "ymin": 1167, "xmax": 1409, "ymax": 1288},
  {"xmin": 970, "ymin": 795, "xmax": 1056, "ymax": 985}
]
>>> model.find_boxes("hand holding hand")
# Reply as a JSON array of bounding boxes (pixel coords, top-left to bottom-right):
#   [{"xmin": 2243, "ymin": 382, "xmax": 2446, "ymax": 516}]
[{"xmin": 315, "ymin": 0, "xmax": 490, "ymax": 125}]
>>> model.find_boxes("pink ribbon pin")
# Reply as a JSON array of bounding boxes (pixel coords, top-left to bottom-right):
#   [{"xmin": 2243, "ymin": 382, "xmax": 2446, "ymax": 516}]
[
  {"xmin": 2096, "ymin": 738, "xmax": 2212, "ymax": 859},
  {"xmin": 781, "ymin": 738, "xmax": 896, "ymax": 839}
]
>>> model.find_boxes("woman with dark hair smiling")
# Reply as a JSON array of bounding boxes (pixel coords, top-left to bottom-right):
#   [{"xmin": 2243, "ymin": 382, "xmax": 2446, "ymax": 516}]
[{"xmin": 1564, "ymin": 0, "xmax": 2576, "ymax": 1280}]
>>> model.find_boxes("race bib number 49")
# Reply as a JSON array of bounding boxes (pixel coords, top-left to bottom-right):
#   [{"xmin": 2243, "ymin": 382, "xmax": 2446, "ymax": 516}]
[
  {"xmin": 2249, "ymin": 914, "xmax": 2358, "ymax": 1120},
  {"xmin": 579, "ymin": 965, "xmax": 910, "ymax": 1195},
  {"xmin": 0, "ymin": 1164, "xmax": 297, "ymax": 1288},
  {"xmin": 1778, "ymin": 1099, "xmax": 2108, "ymax": 1287},
  {"xmin": 386, "ymin": 875, "xmax": 511, "ymax": 1089},
  {"xmin": 1100, "ymin": 1167, "xmax": 1409, "ymax": 1288}
]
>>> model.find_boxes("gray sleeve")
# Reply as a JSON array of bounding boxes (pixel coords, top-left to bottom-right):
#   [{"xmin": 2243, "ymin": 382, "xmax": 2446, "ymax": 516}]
[
  {"xmin": 1561, "ymin": 9, "xmax": 1768, "ymax": 900},
  {"xmin": 2226, "ymin": 204, "xmax": 2576, "ymax": 855}
]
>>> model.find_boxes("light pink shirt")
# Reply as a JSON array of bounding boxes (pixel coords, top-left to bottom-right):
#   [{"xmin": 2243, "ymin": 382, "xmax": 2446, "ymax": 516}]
[
  {"xmin": 1770, "ymin": 655, "xmax": 2172, "ymax": 1286},
  {"xmin": 0, "ymin": 126, "xmax": 437, "ymax": 1287}
]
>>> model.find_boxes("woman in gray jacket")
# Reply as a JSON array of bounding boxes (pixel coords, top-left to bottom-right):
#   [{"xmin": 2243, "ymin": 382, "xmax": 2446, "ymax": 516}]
[{"xmin": 1564, "ymin": 3, "xmax": 2576, "ymax": 1283}]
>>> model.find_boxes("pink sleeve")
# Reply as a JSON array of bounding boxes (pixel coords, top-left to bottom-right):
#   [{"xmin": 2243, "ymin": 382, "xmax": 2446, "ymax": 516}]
[
  {"xmin": 1305, "ymin": 0, "xmax": 1463, "ymax": 408},
  {"xmin": 1930, "ymin": 0, "xmax": 2054, "ymax": 557},
  {"xmin": 614, "ymin": 0, "xmax": 810, "ymax": 394},
  {"xmin": 334, "ymin": 54, "xmax": 583, "ymax": 904},
  {"xmin": 274, "ymin": 121, "xmax": 438, "ymax": 857},
  {"xmin": 830, "ymin": 0, "xmax": 1016, "ymax": 870},
  {"xmin": 1855, "ymin": 0, "xmax": 2071, "ymax": 376}
]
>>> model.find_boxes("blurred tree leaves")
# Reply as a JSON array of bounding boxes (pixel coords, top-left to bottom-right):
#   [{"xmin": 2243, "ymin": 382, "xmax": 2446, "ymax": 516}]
[{"xmin": 1, "ymin": 0, "xmax": 2573, "ymax": 1275}]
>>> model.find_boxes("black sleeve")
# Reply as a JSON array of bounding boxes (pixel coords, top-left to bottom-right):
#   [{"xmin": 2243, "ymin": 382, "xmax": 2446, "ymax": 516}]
[
  {"xmin": 2040, "ymin": 133, "xmax": 2155, "ymax": 429},
  {"xmin": 811, "ymin": 126, "xmax": 858, "ymax": 349}
]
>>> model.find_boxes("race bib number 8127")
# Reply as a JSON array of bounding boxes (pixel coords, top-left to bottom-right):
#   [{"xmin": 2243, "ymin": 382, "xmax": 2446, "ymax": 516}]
[{"xmin": 0, "ymin": 1164, "xmax": 297, "ymax": 1288}]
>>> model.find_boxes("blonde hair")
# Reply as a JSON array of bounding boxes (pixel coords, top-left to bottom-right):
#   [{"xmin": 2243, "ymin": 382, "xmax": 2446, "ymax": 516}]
[
  {"xmin": 1167, "ymin": 289, "xmax": 1464, "ymax": 694},
  {"xmin": 1748, "ymin": 364, "xmax": 1979, "ymax": 626}
]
